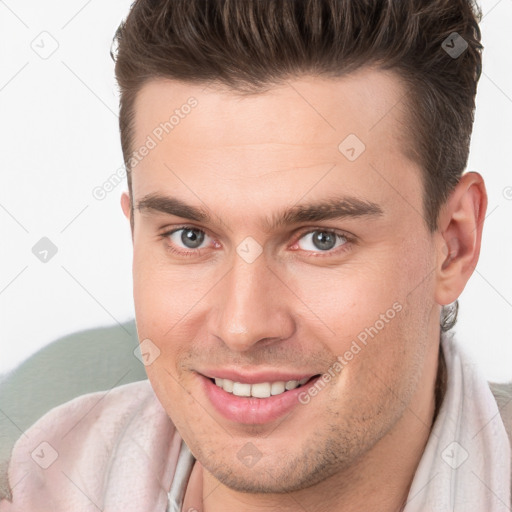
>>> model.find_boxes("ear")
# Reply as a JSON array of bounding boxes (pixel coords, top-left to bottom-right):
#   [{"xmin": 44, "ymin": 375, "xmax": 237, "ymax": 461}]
[
  {"xmin": 434, "ymin": 172, "xmax": 487, "ymax": 305},
  {"xmin": 121, "ymin": 191, "xmax": 131, "ymax": 220},
  {"xmin": 121, "ymin": 191, "xmax": 134, "ymax": 239}
]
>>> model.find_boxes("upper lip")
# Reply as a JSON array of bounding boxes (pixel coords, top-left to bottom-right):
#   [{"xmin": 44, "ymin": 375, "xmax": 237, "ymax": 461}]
[{"xmin": 198, "ymin": 368, "xmax": 319, "ymax": 384}]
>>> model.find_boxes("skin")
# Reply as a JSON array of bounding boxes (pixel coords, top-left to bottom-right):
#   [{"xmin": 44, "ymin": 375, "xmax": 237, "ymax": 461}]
[{"xmin": 121, "ymin": 67, "xmax": 487, "ymax": 512}]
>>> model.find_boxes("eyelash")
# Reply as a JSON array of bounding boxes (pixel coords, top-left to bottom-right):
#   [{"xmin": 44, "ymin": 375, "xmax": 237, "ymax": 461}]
[{"xmin": 159, "ymin": 225, "xmax": 354, "ymax": 259}]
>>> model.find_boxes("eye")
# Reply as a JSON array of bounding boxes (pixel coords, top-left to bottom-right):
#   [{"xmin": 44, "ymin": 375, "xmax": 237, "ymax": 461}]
[
  {"xmin": 294, "ymin": 229, "xmax": 349, "ymax": 254},
  {"xmin": 164, "ymin": 226, "xmax": 213, "ymax": 254},
  {"xmin": 160, "ymin": 226, "xmax": 351, "ymax": 258}
]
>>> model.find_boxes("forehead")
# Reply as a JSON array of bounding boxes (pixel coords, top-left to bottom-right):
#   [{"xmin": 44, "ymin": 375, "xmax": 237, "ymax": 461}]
[
  {"xmin": 132, "ymin": 67, "xmax": 410, "ymax": 148},
  {"xmin": 129, "ymin": 69, "xmax": 422, "ymax": 227}
]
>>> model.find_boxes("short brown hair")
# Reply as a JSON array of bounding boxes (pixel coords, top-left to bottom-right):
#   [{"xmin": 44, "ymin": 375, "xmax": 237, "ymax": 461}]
[{"xmin": 112, "ymin": 0, "xmax": 482, "ymax": 232}]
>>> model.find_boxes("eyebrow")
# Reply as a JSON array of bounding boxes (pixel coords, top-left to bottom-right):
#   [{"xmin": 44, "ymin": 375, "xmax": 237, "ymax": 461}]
[{"xmin": 136, "ymin": 193, "xmax": 384, "ymax": 230}]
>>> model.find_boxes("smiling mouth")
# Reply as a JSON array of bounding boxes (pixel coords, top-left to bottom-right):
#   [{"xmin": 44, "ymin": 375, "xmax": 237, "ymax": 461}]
[{"xmin": 208, "ymin": 375, "xmax": 321, "ymax": 398}]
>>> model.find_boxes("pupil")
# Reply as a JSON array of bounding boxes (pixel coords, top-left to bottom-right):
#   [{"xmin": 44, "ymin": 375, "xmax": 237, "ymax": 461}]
[
  {"xmin": 182, "ymin": 228, "xmax": 205, "ymax": 248},
  {"xmin": 313, "ymin": 231, "xmax": 336, "ymax": 251}
]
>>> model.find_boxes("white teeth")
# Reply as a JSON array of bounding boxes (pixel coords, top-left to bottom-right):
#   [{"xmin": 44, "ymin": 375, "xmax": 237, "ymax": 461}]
[
  {"xmin": 232, "ymin": 382, "xmax": 251, "ymax": 397},
  {"xmin": 222, "ymin": 379, "xmax": 234, "ymax": 392},
  {"xmin": 251, "ymin": 382, "xmax": 272, "ymax": 398},
  {"xmin": 213, "ymin": 376, "xmax": 312, "ymax": 398},
  {"xmin": 270, "ymin": 381, "xmax": 285, "ymax": 395},
  {"xmin": 285, "ymin": 380, "xmax": 299, "ymax": 390}
]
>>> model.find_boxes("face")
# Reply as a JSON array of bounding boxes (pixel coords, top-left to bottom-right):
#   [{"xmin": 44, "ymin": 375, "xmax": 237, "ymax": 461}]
[{"xmin": 122, "ymin": 68, "xmax": 443, "ymax": 494}]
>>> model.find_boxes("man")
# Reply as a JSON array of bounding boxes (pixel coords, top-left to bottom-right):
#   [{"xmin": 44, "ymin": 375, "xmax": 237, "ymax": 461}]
[{"xmin": 1, "ymin": 0, "xmax": 511, "ymax": 511}]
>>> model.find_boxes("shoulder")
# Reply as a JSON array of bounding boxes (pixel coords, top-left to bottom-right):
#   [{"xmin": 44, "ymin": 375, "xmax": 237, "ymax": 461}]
[
  {"xmin": 0, "ymin": 380, "xmax": 183, "ymax": 510},
  {"xmin": 10, "ymin": 379, "xmax": 158, "ymax": 456}
]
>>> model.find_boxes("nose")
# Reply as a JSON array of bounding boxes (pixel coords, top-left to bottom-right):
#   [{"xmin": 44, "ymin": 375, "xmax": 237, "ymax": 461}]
[{"xmin": 208, "ymin": 250, "xmax": 295, "ymax": 353}]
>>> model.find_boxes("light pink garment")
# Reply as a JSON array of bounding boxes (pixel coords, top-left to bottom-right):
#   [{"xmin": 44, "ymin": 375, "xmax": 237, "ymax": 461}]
[{"xmin": 0, "ymin": 380, "xmax": 183, "ymax": 512}]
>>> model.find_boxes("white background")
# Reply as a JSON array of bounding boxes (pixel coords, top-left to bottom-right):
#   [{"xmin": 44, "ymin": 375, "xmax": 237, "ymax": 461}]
[{"xmin": 0, "ymin": 0, "xmax": 511, "ymax": 381}]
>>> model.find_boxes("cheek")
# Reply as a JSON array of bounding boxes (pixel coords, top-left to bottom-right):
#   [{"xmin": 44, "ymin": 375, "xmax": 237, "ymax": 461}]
[
  {"xmin": 287, "ymin": 239, "xmax": 434, "ymax": 366},
  {"xmin": 283, "ymin": 258, "xmax": 405, "ymax": 333},
  {"xmin": 131, "ymin": 248, "xmax": 216, "ymax": 396},
  {"xmin": 132, "ymin": 246, "xmax": 206, "ymax": 330}
]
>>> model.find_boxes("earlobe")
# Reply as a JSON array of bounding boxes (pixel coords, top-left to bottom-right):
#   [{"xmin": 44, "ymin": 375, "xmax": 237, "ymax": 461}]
[{"xmin": 434, "ymin": 172, "xmax": 487, "ymax": 305}]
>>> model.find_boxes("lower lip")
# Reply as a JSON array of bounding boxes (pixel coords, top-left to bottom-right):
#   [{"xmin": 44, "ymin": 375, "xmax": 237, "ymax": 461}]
[{"xmin": 199, "ymin": 374, "xmax": 320, "ymax": 424}]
